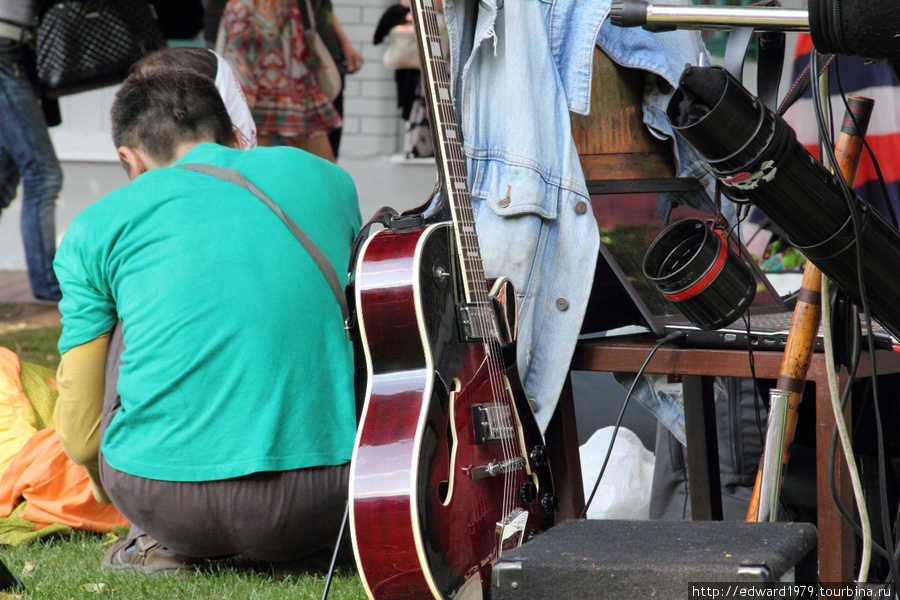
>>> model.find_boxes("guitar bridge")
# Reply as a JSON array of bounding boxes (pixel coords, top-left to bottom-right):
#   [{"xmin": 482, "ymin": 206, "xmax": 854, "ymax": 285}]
[{"xmin": 470, "ymin": 457, "xmax": 525, "ymax": 480}]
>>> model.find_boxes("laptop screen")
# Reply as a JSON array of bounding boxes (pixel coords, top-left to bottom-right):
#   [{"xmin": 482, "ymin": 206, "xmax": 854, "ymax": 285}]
[{"xmin": 593, "ymin": 198, "xmax": 787, "ymax": 336}]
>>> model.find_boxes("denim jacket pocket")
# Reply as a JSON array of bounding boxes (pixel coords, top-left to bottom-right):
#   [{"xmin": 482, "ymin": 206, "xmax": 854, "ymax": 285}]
[{"xmin": 469, "ymin": 159, "xmax": 559, "ymax": 221}]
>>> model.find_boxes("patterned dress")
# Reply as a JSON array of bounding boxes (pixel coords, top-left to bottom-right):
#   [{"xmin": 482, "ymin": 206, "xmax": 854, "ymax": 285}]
[{"xmin": 216, "ymin": 0, "xmax": 341, "ymax": 138}]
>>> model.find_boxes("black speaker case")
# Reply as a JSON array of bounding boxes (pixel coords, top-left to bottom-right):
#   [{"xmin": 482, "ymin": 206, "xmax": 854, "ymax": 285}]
[{"xmin": 492, "ymin": 519, "xmax": 817, "ymax": 600}]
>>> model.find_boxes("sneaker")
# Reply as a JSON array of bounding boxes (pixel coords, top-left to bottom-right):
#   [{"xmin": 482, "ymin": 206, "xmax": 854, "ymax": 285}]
[{"xmin": 101, "ymin": 534, "xmax": 199, "ymax": 576}]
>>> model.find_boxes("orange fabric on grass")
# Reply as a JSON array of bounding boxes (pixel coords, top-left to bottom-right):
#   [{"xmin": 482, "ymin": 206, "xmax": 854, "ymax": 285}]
[
  {"xmin": 0, "ymin": 427, "xmax": 129, "ymax": 532},
  {"xmin": 0, "ymin": 348, "xmax": 40, "ymax": 478}
]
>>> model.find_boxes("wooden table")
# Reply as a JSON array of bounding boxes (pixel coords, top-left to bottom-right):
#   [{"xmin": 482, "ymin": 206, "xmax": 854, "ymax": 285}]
[{"xmin": 565, "ymin": 333, "xmax": 900, "ymax": 582}]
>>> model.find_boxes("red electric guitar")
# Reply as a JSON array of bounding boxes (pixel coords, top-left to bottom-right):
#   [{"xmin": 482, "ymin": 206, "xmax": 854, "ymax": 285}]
[{"xmin": 348, "ymin": 0, "xmax": 557, "ymax": 598}]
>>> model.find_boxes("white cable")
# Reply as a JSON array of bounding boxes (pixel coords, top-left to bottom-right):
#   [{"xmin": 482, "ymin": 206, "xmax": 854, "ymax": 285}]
[
  {"xmin": 822, "ymin": 275, "xmax": 871, "ymax": 583},
  {"xmin": 812, "ymin": 58, "xmax": 871, "ymax": 584}
]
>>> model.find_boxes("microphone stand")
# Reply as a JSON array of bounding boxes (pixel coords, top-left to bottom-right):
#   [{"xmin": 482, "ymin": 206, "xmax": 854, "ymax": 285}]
[{"xmin": 610, "ymin": 0, "xmax": 808, "ymax": 32}]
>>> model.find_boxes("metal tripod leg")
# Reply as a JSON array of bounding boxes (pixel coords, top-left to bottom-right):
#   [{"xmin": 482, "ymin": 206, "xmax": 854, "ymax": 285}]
[{"xmin": 321, "ymin": 501, "xmax": 349, "ymax": 600}]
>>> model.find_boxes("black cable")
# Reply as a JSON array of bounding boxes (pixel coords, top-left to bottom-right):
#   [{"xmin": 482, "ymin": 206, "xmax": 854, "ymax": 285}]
[
  {"xmin": 729, "ymin": 209, "xmax": 767, "ymax": 448},
  {"xmin": 737, "ymin": 311, "xmax": 767, "ymax": 449},
  {"xmin": 825, "ymin": 378, "xmax": 900, "ymax": 573},
  {"xmin": 827, "ymin": 363, "xmax": 895, "ymax": 563},
  {"xmin": 833, "ymin": 59, "xmax": 899, "ymax": 230},
  {"xmin": 823, "ymin": 310, "xmax": 900, "ymax": 577},
  {"xmin": 832, "ymin": 57, "xmax": 900, "ymax": 593},
  {"xmin": 812, "ymin": 52, "xmax": 899, "ymax": 589},
  {"xmin": 580, "ymin": 330, "xmax": 686, "ymax": 519}
]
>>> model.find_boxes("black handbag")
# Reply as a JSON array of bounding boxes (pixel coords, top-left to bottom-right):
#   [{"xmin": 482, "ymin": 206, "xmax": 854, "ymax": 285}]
[
  {"xmin": 146, "ymin": 0, "xmax": 204, "ymax": 40},
  {"xmin": 35, "ymin": 0, "xmax": 166, "ymax": 98}
]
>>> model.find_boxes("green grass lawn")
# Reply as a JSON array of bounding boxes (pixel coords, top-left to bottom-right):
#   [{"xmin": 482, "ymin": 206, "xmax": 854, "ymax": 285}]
[
  {"xmin": 0, "ymin": 325, "xmax": 62, "ymax": 371},
  {"xmin": 2, "ymin": 531, "xmax": 366, "ymax": 599},
  {"xmin": 0, "ymin": 322, "xmax": 368, "ymax": 599}
]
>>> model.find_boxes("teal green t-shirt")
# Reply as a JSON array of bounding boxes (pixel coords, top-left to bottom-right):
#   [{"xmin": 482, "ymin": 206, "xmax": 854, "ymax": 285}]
[{"xmin": 54, "ymin": 144, "xmax": 362, "ymax": 482}]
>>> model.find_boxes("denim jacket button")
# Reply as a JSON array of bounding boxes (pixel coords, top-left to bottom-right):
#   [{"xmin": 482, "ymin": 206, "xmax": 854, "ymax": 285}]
[
  {"xmin": 574, "ymin": 201, "xmax": 588, "ymax": 214},
  {"xmin": 528, "ymin": 397, "xmax": 538, "ymax": 412},
  {"xmin": 498, "ymin": 198, "xmax": 511, "ymax": 208},
  {"xmin": 555, "ymin": 297, "xmax": 569, "ymax": 310}
]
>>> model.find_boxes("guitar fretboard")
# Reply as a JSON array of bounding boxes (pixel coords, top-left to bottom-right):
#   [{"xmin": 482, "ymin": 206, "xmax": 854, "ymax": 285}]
[{"xmin": 410, "ymin": 0, "xmax": 487, "ymax": 306}]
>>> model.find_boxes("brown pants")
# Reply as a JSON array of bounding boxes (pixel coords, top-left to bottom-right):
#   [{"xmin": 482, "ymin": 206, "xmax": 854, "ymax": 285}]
[{"xmin": 98, "ymin": 323, "xmax": 349, "ymax": 561}]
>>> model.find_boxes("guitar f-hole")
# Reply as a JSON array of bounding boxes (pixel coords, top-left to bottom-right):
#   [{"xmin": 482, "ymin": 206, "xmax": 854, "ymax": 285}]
[{"xmin": 438, "ymin": 378, "xmax": 462, "ymax": 506}]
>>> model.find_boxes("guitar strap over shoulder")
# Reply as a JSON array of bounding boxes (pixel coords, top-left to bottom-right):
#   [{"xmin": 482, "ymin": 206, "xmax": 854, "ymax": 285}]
[{"xmin": 176, "ymin": 162, "xmax": 351, "ymax": 336}]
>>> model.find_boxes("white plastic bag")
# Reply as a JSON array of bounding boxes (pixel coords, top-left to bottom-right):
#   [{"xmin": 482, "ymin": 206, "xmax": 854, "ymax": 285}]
[{"xmin": 579, "ymin": 426, "xmax": 655, "ymax": 520}]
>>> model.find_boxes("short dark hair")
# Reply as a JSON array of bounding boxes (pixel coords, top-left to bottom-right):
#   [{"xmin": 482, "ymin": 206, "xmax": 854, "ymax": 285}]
[{"xmin": 111, "ymin": 69, "xmax": 234, "ymax": 164}]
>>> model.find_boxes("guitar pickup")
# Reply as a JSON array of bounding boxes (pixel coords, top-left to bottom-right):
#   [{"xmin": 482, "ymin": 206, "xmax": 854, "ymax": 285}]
[
  {"xmin": 472, "ymin": 404, "xmax": 514, "ymax": 444},
  {"xmin": 457, "ymin": 303, "xmax": 497, "ymax": 342},
  {"xmin": 457, "ymin": 277, "xmax": 518, "ymax": 345}
]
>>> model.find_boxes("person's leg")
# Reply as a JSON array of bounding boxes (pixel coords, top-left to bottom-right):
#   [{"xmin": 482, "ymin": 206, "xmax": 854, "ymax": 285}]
[
  {"xmin": 94, "ymin": 324, "xmax": 200, "ymax": 574},
  {"xmin": 98, "ymin": 324, "xmax": 350, "ymax": 564},
  {"xmin": 327, "ymin": 85, "xmax": 345, "ymax": 158},
  {"xmin": 0, "ymin": 147, "xmax": 21, "ymax": 213},
  {"xmin": 227, "ymin": 463, "xmax": 350, "ymax": 562},
  {"xmin": 101, "ymin": 458, "xmax": 350, "ymax": 562},
  {"xmin": 257, "ymin": 130, "xmax": 336, "ymax": 162},
  {"xmin": 286, "ymin": 132, "xmax": 336, "ymax": 163},
  {"xmin": 0, "ymin": 40, "xmax": 63, "ymax": 300}
]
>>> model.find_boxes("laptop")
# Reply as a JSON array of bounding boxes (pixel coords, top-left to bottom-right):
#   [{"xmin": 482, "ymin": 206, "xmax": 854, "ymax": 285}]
[{"xmin": 586, "ymin": 201, "xmax": 897, "ymax": 353}]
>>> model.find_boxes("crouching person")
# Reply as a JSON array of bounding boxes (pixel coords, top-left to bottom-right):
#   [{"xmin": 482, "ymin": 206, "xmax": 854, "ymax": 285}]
[{"xmin": 52, "ymin": 70, "xmax": 362, "ymax": 574}]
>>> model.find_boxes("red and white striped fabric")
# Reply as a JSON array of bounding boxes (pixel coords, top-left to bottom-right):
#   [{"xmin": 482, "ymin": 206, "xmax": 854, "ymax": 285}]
[{"xmin": 782, "ymin": 34, "xmax": 900, "ymax": 223}]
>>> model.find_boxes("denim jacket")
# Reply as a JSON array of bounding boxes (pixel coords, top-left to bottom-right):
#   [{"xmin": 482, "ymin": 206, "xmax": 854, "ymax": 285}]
[{"xmin": 442, "ymin": 0, "xmax": 715, "ymax": 434}]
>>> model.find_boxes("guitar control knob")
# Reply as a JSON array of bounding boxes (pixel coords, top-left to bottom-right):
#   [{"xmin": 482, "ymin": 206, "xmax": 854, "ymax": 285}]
[
  {"xmin": 540, "ymin": 493, "xmax": 559, "ymax": 514},
  {"xmin": 530, "ymin": 445, "xmax": 549, "ymax": 467},
  {"xmin": 519, "ymin": 482, "xmax": 538, "ymax": 504}
]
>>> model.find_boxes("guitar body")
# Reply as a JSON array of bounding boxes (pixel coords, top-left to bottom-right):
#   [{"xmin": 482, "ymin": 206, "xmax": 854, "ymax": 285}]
[{"xmin": 350, "ymin": 223, "xmax": 555, "ymax": 600}]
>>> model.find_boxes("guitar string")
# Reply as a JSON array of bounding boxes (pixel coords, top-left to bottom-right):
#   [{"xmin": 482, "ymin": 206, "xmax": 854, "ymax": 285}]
[
  {"xmin": 426, "ymin": 59, "xmax": 516, "ymax": 517},
  {"xmin": 419, "ymin": 1, "xmax": 520, "ymax": 519},
  {"xmin": 437, "ymin": 45, "xmax": 518, "ymax": 523}
]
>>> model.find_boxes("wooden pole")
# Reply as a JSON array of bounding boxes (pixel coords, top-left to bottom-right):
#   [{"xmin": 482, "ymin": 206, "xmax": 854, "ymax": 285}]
[{"xmin": 747, "ymin": 94, "xmax": 874, "ymax": 522}]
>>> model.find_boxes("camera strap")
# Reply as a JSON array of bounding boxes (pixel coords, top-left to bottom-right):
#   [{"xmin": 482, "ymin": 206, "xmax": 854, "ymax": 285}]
[{"xmin": 723, "ymin": 0, "xmax": 786, "ymax": 112}]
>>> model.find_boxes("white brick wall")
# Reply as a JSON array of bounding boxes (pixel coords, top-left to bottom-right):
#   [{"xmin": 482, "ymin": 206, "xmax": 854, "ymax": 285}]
[
  {"xmin": 336, "ymin": 0, "xmax": 406, "ymax": 158},
  {"xmin": 49, "ymin": 0, "xmax": 406, "ymax": 161}
]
